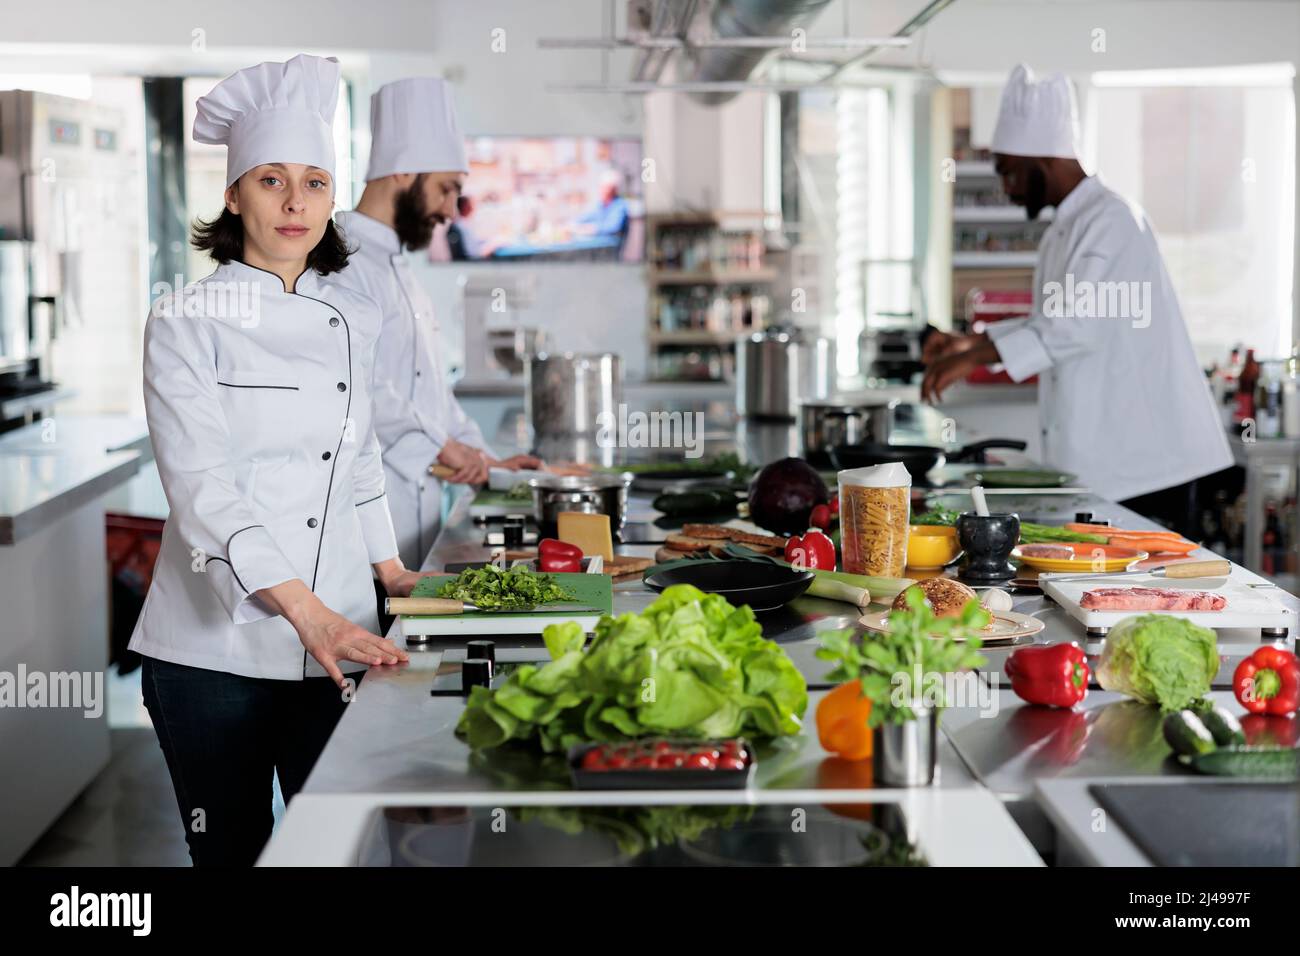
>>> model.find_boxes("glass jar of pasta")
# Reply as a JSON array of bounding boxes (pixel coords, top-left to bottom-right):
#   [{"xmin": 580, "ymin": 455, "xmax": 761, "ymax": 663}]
[{"xmin": 838, "ymin": 462, "xmax": 912, "ymax": 577}]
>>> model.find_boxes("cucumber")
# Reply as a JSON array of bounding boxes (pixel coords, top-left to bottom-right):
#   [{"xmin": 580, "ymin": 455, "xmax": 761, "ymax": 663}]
[
  {"xmin": 1198, "ymin": 707, "xmax": 1247, "ymax": 748},
  {"xmin": 1191, "ymin": 746, "xmax": 1300, "ymax": 779},
  {"xmin": 1162, "ymin": 710, "xmax": 1217, "ymax": 758}
]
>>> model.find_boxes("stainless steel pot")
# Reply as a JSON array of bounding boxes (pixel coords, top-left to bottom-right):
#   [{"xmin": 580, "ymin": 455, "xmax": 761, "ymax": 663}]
[
  {"xmin": 529, "ymin": 472, "xmax": 631, "ymax": 539},
  {"xmin": 736, "ymin": 329, "xmax": 835, "ymax": 421},
  {"xmin": 526, "ymin": 352, "xmax": 621, "ymax": 441},
  {"xmin": 799, "ymin": 399, "xmax": 898, "ymax": 459},
  {"xmin": 873, "ymin": 710, "xmax": 939, "ymax": 786}
]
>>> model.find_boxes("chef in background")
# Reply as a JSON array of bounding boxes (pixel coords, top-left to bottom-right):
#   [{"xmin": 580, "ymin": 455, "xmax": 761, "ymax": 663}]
[
  {"xmin": 921, "ymin": 64, "xmax": 1232, "ymax": 533},
  {"xmin": 333, "ymin": 78, "xmax": 541, "ymax": 570},
  {"xmin": 131, "ymin": 55, "xmax": 417, "ymax": 866}
]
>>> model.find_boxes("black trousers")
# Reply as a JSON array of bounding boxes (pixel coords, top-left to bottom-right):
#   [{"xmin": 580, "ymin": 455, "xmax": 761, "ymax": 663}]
[{"xmin": 141, "ymin": 655, "xmax": 357, "ymax": 867}]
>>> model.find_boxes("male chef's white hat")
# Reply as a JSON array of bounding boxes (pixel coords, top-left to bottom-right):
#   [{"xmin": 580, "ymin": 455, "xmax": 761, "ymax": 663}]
[
  {"xmin": 365, "ymin": 77, "xmax": 469, "ymax": 181},
  {"xmin": 194, "ymin": 54, "xmax": 341, "ymax": 188},
  {"xmin": 990, "ymin": 63, "xmax": 1080, "ymax": 160}
]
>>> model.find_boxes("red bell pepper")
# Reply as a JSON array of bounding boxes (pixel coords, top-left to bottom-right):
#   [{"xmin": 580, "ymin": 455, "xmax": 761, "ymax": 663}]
[
  {"xmin": 538, "ymin": 538, "xmax": 583, "ymax": 573},
  {"xmin": 1233, "ymin": 645, "xmax": 1300, "ymax": 716},
  {"xmin": 1004, "ymin": 642, "xmax": 1089, "ymax": 708},
  {"xmin": 784, "ymin": 528, "xmax": 836, "ymax": 571}
]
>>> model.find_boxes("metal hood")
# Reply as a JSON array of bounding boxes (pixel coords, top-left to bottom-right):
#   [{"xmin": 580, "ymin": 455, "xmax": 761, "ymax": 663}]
[{"xmin": 687, "ymin": 0, "xmax": 835, "ymax": 105}]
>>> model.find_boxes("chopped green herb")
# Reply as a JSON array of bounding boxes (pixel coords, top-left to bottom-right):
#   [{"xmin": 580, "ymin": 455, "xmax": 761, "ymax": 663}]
[{"xmin": 433, "ymin": 565, "xmax": 575, "ymax": 610}]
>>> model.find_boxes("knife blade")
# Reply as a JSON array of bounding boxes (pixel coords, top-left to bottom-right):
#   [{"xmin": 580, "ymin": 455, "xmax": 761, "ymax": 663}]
[
  {"xmin": 1039, "ymin": 558, "xmax": 1230, "ymax": 585},
  {"xmin": 386, "ymin": 597, "xmax": 604, "ymax": 616}
]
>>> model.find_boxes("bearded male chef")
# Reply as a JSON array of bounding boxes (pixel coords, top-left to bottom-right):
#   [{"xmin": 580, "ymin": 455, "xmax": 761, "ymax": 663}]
[
  {"xmin": 333, "ymin": 78, "xmax": 540, "ymax": 569},
  {"xmin": 921, "ymin": 64, "xmax": 1231, "ymax": 531}
]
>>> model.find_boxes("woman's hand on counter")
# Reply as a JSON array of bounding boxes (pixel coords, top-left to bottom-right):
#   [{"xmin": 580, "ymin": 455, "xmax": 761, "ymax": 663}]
[
  {"xmin": 256, "ymin": 579, "xmax": 409, "ymax": 688},
  {"xmin": 436, "ymin": 439, "xmax": 490, "ymax": 485},
  {"xmin": 374, "ymin": 557, "xmax": 435, "ymax": 598}
]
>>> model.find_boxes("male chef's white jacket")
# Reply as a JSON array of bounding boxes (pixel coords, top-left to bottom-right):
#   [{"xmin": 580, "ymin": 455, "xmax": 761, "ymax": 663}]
[
  {"xmin": 129, "ymin": 260, "xmax": 400, "ymax": 680},
  {"xmin": 333, "ymin": 210, "xmax": 492, "ymax": 569},
  {"xmin": 984, "ymin": 175, "xmax": 1232, "ymax": 502}
]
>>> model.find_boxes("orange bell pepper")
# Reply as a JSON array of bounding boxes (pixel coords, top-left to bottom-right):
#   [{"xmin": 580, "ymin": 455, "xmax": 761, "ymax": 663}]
[{"xmin": 816, "ymin": 679, "xmax": 873, "ymax": 760}]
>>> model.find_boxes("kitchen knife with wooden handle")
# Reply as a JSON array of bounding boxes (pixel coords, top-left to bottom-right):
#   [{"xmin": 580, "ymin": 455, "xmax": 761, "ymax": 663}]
[
  {"xmin": 386, "ymin": 597, "xmax": 603, "ymax": 616},
  {"xmin": 1040, "ymin": 558, "xmax": 1231, "ymax": 585}
]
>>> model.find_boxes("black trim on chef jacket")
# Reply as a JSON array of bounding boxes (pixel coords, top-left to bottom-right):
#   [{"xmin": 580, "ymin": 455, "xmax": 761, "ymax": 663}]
[
  {"xmin": 216, "ymin": 381, "xmax": 301, "ymax": 390},
  {"xmin": 217, "ymin": 259, "xmax": 355, "ymax": 679}
]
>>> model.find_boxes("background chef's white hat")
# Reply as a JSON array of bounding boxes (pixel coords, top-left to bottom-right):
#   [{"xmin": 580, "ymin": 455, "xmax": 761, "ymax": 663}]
[
  {"xmin": 991, "ymin": 63, "xmax": 1080, "ymax": 159},
  {"xmin": 365, "ymin": 77, "xmax": 468, "ymax": 181},
  {"xmin": 194, "ymin": 54, "xmax": 340, "ymax": 188}
]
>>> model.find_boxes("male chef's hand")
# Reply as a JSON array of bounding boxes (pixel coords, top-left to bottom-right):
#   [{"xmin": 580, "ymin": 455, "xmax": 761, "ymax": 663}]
[
  {"xmin": 489, "ymin": 453, "xmax": 544, "ymax": 472},
  {"xmin": 436, "ymin": 438, "xmax": 490, "ymax": 485},
  {"xmin": 920, "ymin": 334, "xmax": 1000, "ymax": 405}
]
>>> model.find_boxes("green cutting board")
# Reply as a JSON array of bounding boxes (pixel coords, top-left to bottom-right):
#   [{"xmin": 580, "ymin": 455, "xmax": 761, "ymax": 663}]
[{"xmin": 401, "ymin": 572, "xmax": 613, "ymax": 638}]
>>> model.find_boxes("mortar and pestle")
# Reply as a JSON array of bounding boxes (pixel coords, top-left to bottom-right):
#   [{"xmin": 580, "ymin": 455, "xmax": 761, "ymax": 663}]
[{"xmin": 955, "ymin": 486, "xmax": 1019, "ymax": 583}]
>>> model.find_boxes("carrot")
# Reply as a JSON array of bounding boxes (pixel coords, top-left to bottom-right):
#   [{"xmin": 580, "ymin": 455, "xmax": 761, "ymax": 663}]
[
  {"xmin": 1064, "ymin": 522, "xmax": 1184, "ymax": 539},
  {"xmin": 1110, "ymin": 536, "xmax": 1199, "ymax": 555}
]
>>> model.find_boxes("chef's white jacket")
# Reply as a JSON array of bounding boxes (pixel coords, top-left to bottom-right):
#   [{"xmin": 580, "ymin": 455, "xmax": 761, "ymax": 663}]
[
  {"xmin": 332, "ymin": 210, "xmax": 492, "ymax": 569},
  {"xmin": 984, "ymin": 175, "xmax": 1233, "ymax": 502},
  {"xmin": 129, "ymin": 260, "xmax": 400, "ymax": 680}
]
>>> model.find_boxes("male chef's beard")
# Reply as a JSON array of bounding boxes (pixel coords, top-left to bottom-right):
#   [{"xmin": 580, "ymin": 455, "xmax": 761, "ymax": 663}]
[
  {"xmin": 1022, "ymin": 164, "xmax": 1049, "ymax": 221},
  {"xmin": 393, "ymin": 175, "xmax": 447, "ymax": 251}
]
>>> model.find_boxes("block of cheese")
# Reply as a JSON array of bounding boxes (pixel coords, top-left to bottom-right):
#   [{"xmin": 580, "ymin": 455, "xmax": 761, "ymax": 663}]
[{"xmin": 556, "ymin": 511, "xmax": 613, "ymax": 562}]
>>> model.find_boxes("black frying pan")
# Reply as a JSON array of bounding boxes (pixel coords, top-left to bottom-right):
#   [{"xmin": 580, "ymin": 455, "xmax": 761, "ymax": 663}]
[
  {"xmin": 643, "ymin": 561, "xmax": 815, "ymax": 613},
  {"xmin": 828, "ymin": 438, "xmax": 1028, "ymax": 483}
]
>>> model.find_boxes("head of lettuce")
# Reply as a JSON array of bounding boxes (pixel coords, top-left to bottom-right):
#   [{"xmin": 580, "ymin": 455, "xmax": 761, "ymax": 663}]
[
  {"xmin": 456, "ymin": 584, "xmax": 809, "ymax": 752},
  {"xmin": 1094, "ymin": 614, "xmax": 1220, "ymax": 712}
]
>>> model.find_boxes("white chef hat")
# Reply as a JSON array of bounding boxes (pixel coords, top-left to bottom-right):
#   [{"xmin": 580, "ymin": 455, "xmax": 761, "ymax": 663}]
[
  {"xmin": 991, "ymin": 63, "xmax": 1080, "ymax": 160},
  {"xmin": 194, "ymin": 54, "xmax": 341, "ymax": 188},
  {"xmin": 365, "ymin": 77, "xmax": 469, "ymax": 181}
]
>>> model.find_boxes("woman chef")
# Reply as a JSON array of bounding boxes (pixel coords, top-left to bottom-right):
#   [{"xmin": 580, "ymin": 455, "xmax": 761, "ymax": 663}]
[{"xmin": 128, "ymin": 54, "xmax": 424, "ymax": 867}]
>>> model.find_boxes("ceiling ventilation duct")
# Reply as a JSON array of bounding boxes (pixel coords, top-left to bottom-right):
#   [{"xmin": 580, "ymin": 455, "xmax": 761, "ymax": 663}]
[{"xmin": 687, "ymin": 0, "xmax": 834, "ymax": 105}]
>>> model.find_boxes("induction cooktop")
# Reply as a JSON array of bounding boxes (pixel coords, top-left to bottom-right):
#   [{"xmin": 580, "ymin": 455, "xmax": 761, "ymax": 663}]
[{"xmin": 353, "ymin": 802, "xmax": 927, "ymax": 868}]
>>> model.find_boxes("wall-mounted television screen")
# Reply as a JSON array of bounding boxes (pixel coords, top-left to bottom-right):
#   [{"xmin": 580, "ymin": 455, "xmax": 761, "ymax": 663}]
[{"xmin": 431, "ymin": 136, "xmax": 644, "ymax": 264}]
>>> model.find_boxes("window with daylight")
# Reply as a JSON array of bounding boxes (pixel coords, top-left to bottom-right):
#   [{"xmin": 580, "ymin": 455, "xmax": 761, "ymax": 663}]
[{"xmin": 1085, "ymin": 66, "xmax": 1296, "ymax": 367}]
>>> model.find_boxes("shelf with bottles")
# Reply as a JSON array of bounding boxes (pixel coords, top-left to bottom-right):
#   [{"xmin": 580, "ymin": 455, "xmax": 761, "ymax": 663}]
[
  {"xmin": 647, "ymin": 212, "xmax": 772, "ymax": 282},
  {"xmin": 649, "ymin": 284, "xmax": 771, "ymax": 343},
  {"xmin": 1211, "ymin": 344, "xmax": 1300, "ymax": 441},
  {"xmin": 647, "ymin": 344, "xmax": 734, "ymax": 384}
]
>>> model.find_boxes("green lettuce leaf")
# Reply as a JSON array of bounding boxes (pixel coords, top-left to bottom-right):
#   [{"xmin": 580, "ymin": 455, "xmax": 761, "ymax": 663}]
[{"xmin": 455, "ymin": 583, "xmax": 807, "ymax": 750}]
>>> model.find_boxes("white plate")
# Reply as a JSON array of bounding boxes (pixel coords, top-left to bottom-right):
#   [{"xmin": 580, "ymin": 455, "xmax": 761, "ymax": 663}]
[{"xmin": 857, "ymin": 609, "xmax": 1045, "ymax": 643}]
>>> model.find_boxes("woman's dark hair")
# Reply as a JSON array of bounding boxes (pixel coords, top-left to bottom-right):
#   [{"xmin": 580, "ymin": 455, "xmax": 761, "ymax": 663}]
[{"xmin": 191, "ymin": 207, "xmax": 351, "ymax": 276}]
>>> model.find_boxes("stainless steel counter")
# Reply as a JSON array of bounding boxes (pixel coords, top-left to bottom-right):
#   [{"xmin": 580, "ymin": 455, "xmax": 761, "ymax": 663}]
[
  {"xmin": 0, "ymin": 415, "xmax": 151, "ymax": 545},
  {"xmin": 285, "ymin": 415, "xmax": 1298, "ymax": 866}
]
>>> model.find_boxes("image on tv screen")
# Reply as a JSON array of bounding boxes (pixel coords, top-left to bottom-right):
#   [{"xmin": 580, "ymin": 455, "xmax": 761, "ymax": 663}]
[{"xmin": 429, "ymin": 136, "xmax": 645, "ymax": 264}]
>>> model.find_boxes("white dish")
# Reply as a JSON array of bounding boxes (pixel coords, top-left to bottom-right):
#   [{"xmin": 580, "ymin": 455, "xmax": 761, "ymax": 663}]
[{"xmin": 857, "ymin": 609, "xmax": 1045, "ymax": 643}]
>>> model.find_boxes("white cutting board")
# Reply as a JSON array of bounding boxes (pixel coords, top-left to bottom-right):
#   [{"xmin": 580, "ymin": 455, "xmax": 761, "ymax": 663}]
[
  {"xmin": 399, "ymin": 610, "xmax": 604, "ymax": 639},
  {"xmin": 1041, "ymin": 571, "xmax": 1294, "ymax": 632}
]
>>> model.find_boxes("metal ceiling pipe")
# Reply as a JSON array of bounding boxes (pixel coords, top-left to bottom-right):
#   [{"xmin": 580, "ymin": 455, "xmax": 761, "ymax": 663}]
[{"xmin": 687, "ymin": 0, "xmax": 834, "ymax": 105}]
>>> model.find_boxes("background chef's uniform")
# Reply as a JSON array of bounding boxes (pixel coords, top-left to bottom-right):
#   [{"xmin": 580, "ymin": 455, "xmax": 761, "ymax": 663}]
[
  {"xmin": 332, "ymin": 77, "xmax": 493, "ymax": 572},
  {"xmin": 982, "ymin": 65, "xmax": 1232, "ymax": 530},
  {"xmin": 129, "ymin": 54, "xmax": 399, "ymax": 866}
]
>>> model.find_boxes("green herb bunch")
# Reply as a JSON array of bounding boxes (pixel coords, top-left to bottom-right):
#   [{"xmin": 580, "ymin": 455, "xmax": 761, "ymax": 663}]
[
  {"xmin": 433, "ymin": 565, "xmax": 575, "ymax": 610},
  {"xmin": 816, "ymin": 588, "xmax": 988, "ymax": 726}
]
